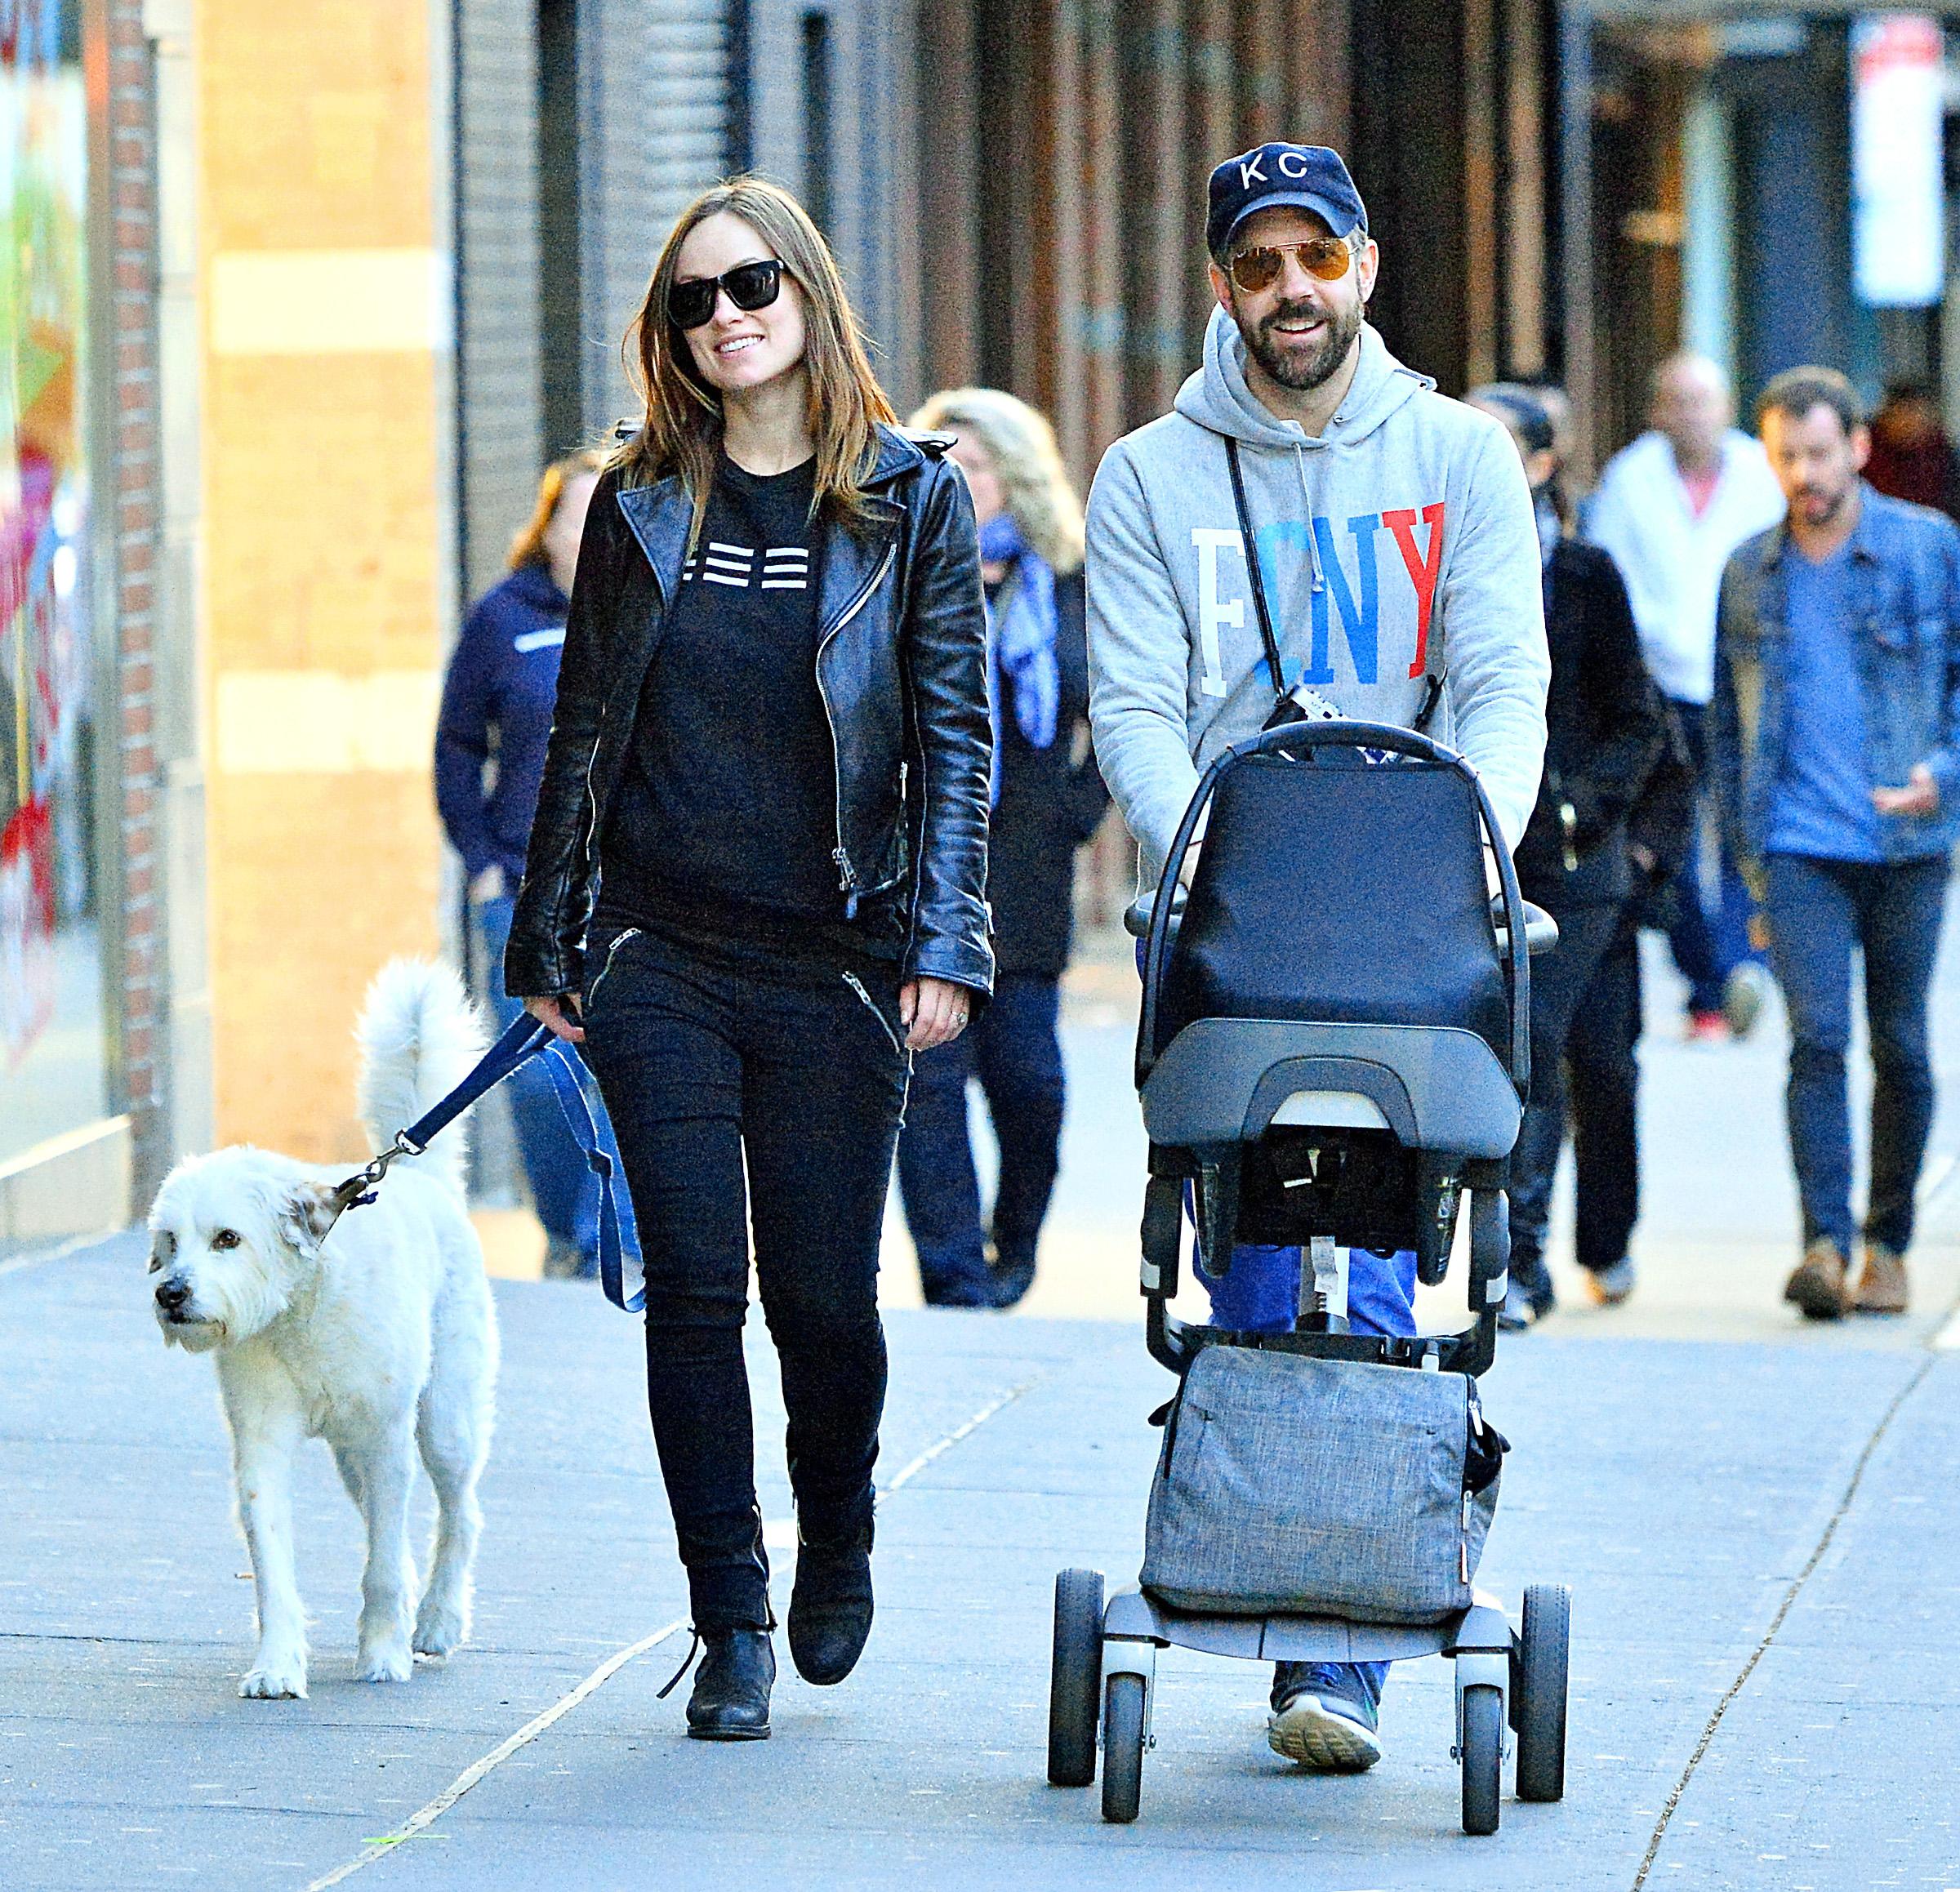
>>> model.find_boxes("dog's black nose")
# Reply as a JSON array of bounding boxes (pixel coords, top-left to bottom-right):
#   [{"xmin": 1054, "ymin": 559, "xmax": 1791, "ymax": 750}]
[{"xmin": 155, "ymin": 1278, "xmax": 191, "ymax": 1312}]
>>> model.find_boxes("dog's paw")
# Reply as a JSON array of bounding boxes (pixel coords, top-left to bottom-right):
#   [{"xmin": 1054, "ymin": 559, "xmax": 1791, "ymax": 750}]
[
  {"xmin": 354, "ymin": 1639, "xmax": 413, "ymax": 1684},
  {"xmin": 412, "ymin": 1598, "xmax": 469, "ymax": 1659},
  {"xmin": 239, "ymin": 1661, "xmax": 308, "ymax": 1700}
]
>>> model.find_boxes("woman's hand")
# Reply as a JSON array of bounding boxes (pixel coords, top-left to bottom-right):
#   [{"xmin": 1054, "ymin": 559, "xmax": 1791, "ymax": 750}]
[
  {"xmin": 523, "ymin": 993, "xmax": 585, "ymax": 1044},
  {"xmin": 899, "ymin": 976, "xmax": 971, "ymax": 1052}
]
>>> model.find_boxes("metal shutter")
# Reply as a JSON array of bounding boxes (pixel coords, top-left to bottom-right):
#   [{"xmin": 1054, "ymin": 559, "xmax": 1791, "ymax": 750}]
[{"xmin": 454, "ymin": 0, "xmax": 545, "ymax": 606}]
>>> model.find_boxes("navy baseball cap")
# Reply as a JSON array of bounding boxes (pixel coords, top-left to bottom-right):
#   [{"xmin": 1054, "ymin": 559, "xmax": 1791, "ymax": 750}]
[{"xmin": 1206, "ymin": 144, "xmax": 1368, "ymax": 260}]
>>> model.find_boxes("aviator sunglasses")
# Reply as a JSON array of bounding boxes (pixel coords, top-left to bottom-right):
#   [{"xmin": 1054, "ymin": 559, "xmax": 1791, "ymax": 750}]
[
  {"xmin": 667, "ymin": 258, "xmax": 787, "ymax": 331},
  {"xmin": 1227, "ymin": 236, "xmax": 1354, "ymax": 293}
]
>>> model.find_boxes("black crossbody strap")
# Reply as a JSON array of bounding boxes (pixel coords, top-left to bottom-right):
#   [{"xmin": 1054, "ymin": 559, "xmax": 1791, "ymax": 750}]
[
  {"xmin": 1223, "ymin": 436, "xmax": 1289, "ymax": 705},
  {"xmin": 1223, "ymin": 433, "xmax": 1447, "ymax": 732}
]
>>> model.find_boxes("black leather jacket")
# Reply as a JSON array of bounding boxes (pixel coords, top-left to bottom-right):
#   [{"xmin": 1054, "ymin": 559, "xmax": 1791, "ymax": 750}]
[
  {"xmin": 503, "ymin": 426, "xmax": 995, "ymax": 1000},
  {"xmin": 1515, "ymin": 538, "xmax": 1667, "ymax": 910}
]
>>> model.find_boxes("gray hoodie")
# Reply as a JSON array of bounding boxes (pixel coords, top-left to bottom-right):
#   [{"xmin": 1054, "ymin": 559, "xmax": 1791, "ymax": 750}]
[{"xmin": 1086, "ymin": 309, "xmax": 1550, "ymax": 894}]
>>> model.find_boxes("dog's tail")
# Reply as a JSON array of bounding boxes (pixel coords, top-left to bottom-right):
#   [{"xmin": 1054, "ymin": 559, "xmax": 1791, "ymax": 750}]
[{"xmin": 354, "ymin": 959, "xmax": 488, "ymax": 1200}]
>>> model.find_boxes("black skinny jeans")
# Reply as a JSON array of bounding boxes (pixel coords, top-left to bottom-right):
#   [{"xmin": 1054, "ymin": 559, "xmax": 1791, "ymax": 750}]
[
  {"xmin": 1566, "ymin": 913, "xmax": 1644, "ymax": 1275},
  {"xmin": 579, "ymin": 919, "xmax": 911, "ymax": 1633},
  {"xmin": 1507, "ymin": 897, "xmax": 1625, "ymax": 1285}
]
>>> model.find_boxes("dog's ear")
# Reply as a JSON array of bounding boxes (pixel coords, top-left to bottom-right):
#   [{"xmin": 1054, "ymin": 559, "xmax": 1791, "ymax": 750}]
[{"xmin": 276, "ymin": 1182, "xmax": 341, "ymax": 1253}]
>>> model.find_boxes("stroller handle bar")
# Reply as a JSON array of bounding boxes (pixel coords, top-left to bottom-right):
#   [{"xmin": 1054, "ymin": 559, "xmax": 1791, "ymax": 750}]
[
  {"xmin": 1135, "ymin": 719, "xmax": 1536, "ymax": 1097},
  {"xmin": 1126, "ymin": 886, "xmax": 1560, "ymax": 955}
]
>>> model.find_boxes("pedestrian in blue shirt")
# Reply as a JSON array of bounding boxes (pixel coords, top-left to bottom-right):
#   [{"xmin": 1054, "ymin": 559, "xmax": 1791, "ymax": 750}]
[
  {"xmin": 436, "ymin": 449, "xmax": 629, "ymax": 1279},
  {"xmin": 1713, "ymin": 367, "xmax": 1960, "ymax": 1321}
]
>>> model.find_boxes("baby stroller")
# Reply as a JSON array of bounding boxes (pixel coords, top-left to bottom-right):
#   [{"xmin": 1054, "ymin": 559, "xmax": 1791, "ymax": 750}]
[{"xmin": 1047, "ymin": 719, "xmax": 1570, "ymax": 1834}]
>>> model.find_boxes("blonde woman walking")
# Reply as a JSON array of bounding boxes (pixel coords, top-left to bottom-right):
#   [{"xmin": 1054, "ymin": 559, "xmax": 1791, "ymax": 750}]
[{"xmin": 897, "ymin": 390, "xmax": 1106, "ymax": 1307}]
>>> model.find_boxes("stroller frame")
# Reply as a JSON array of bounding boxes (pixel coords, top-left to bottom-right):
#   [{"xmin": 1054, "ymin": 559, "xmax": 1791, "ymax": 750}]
[{"xmin": 1049, "ymin": 721, "xmax": 1570, "ymax": 1833}]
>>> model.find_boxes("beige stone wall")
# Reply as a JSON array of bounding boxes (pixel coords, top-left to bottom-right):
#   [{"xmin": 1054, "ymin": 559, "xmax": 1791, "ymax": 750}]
[{"xmin": 198, "ymin": 0, "xmax": 450, "ymax": 1161}]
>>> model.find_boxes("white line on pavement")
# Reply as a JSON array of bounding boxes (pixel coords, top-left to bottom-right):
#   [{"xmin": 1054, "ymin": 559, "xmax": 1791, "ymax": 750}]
[
  {"xmin": 303, "ymin": 1374, "xmax": 1040, "ymax": 1889},
  {"xmin": 879, "ymin": 1378, "xmax": 1038, "ymax": 1495},
  {"xmin": 1934, "ymin": 1307, "xmax": 1960, "ymax": 1351},
  {"xmin": 303, "ymin": 1617, "xmax": 690, "ymax": 1891}
]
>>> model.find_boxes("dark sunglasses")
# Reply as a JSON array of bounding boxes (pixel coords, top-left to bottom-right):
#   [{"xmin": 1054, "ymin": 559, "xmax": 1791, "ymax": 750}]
[
  {"xmin": 1227, "ymin": 237, "xmax": 1353, "ymax": 293},
  {"xmin": 667, "ymin": 258, "xmax": 786, "ymax": 332}
]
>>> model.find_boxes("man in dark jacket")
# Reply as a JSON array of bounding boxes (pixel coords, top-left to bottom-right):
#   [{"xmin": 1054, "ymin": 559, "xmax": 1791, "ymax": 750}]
[
  {"xmin": 1713, "ymin": 367, "xmax": 1960, "ymax": 1321},
  {"xmin": 1563, "ymin": 701, "xmax": 1695, "ymax": 1296},
  {"xmin": 1469, "ymin": 387, "xmax": 1665, "ymax": 1326}
]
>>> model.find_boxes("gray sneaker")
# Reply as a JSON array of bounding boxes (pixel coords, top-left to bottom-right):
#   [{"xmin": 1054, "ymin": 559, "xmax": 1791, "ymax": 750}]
[
  {"xmin": 1268, "ymin": 1663, "xmax": 1383, "ymax": 1771},
  {"xmin": 1722, "ymin": 963, "xmax": 1770, "ymax": 1040}
]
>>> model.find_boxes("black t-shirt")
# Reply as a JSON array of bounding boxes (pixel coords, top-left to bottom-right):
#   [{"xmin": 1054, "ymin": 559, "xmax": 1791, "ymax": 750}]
[{"xmin": 599, "ymin": 453, "xmax": 844, "ymax": 928}]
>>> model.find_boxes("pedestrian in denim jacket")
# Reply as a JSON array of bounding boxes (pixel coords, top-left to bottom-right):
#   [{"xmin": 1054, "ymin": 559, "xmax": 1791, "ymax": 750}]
[{"xmin": 1712, "ymin": 366, "xmax": 1960, "ymax": 1322}]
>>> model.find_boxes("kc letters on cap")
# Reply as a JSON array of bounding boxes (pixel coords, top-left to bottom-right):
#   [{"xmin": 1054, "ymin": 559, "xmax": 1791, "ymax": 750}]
[{"xmin": 1206, "ymin": 142, "xmax": 1370, "ymax": 259}]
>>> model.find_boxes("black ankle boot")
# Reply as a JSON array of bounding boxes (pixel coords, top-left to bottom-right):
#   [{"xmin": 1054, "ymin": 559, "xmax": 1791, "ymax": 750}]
[
  {"xmin": 787, "ymin": 1522, "xmax": 874, "ymax": 1686},
  {"xmin": 684, "ymin": 1628, "xmax": 774, "ymax": 1740}
]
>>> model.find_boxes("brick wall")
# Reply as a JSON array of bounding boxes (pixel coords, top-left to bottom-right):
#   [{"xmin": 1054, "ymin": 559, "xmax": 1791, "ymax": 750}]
[
  {"xmin": 201, "ymin": 0, "xmax": 451, "ymax": 1162},
  {"xmin": 106, "ymin": 0, "xmax": 167, "ymax": 1196}
]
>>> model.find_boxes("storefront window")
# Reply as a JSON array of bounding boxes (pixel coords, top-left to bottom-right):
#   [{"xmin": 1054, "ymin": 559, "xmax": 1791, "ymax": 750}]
[{"xmin": 1, "ymin": 0, "xmax": 106, "ymax": 1167}]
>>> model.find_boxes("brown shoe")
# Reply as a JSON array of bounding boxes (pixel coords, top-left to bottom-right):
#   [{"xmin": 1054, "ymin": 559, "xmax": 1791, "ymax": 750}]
[
  {"xmin": 1851, "ymin": 1243, "xmax": 1909, "ymax": 1315},
  {"xmin": 1784, "ymin": 1239, "xmax": 1850, "ymax": 1321}
]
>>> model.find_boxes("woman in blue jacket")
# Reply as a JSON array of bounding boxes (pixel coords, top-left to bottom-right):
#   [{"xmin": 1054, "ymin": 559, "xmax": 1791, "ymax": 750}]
[{"xmin": 436, "ymin": 450, "xmax": 625, "ymax": 1277}]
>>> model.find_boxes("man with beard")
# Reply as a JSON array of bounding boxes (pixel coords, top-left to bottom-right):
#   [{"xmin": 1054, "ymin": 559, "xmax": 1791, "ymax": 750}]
[
  {"xmin": 1085, "ymin": 144, "xmax": 1548, "ymax": 1775},
  {"xmin": 1712, "ymin": 367, "xmax": 1960, "ymax": 1324}
]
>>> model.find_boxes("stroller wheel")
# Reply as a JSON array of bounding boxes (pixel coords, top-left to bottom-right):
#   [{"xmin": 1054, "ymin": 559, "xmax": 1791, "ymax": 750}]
[
  {"xmin": 1460, "ymin": 1685, "xmax": 1503, "ymax": 1835},
  {"xmin": 1048, "ymin": 1569, "xmax": 1104, "ymax": 1787},
  {"xmin": 1515, "ymin": 1583, "xmax": 1570, "ymax": 1802},
  {"xmin": 1100, "ymin": 1673, "xmax": 1147, "ymax": 1823}
]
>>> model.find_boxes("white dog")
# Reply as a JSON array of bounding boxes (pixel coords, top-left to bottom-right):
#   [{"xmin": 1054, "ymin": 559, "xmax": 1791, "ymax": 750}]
[{"xmin": 148, "ymin": 959, "xmax": 498, "ymax": 1699}]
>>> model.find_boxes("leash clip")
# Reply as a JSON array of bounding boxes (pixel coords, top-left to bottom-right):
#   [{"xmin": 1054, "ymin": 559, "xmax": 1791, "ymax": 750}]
[{"xmin": 331, "ymin": 1130, "xmax": 425, "ymax": 1219}]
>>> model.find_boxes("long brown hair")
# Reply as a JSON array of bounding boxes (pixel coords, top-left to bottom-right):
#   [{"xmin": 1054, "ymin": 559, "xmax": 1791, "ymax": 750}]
[
  {"xmin": 614, "ymin": 176, "xmax": 896, "ymax": 534},
  {"xmin": 507, "ymin": 448, "xmax": 606, "ymax": 571}
]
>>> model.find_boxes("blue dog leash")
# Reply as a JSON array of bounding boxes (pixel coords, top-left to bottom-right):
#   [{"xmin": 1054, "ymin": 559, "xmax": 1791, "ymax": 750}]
[{"xmin": 327, "ymin": 1013, "xmax": 643, "ymax": 1312}]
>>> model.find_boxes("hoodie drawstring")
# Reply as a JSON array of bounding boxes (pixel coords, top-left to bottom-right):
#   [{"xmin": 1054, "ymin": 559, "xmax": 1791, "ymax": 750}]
[{"xmin": 1294, "ymin": 443, "xmax": 1325, "ymax": 596}]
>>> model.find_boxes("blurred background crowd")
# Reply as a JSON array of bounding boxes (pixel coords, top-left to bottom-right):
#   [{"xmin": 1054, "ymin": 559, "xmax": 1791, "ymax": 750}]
[{"xmin": 2, "ymin": 0, "xmax": 1957, "ymax": 1282}]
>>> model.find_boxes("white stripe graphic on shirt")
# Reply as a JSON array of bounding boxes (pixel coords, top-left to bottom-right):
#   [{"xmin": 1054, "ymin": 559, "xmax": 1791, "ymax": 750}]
[{"xmin": 681, "ymin": 540, "xmax": 809, "ymax": 589}]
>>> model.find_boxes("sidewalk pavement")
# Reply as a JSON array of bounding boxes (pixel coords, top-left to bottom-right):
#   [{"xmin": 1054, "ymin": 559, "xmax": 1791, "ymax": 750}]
[
  {"xmin": 5, "ymin": 1228, "xmax": 1957, "ymax": 1890},
  {"xmin": 6, "ymin": 919, "xmax": 1959, "ymax": 1890}
]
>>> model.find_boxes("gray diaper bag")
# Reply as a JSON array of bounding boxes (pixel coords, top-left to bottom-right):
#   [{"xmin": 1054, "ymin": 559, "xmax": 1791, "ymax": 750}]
[{"xmin": 1140, "ymin": 1344, "xmax": 1504, "ymax": 1626}]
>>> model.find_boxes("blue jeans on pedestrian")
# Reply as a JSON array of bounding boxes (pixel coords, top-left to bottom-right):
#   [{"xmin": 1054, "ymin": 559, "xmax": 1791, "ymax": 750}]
[
  {"xmin": 1669, "ymin": 700, "xmax": 1760, "ymax": 1014},
  {"xmin": 1765, "ymin": 853, "xmax": 1949, "ymax": 1258},
  {"xmin": 897, "ymin": 973, "xmax": 1064, "ymax": 1302},
  {"xmin": 1140, "ymin": 942, "xmax": 1414, "ymax": 1706},
  {"xmin": 474, "ymin": 893, "xmax": 633, "ymax": 1272}
]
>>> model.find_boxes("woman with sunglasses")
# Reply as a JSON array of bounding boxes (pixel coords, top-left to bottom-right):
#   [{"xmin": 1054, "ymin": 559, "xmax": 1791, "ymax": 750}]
[{"xmin": 502, "ymin": 177, "xmax": 991, "ymax": 1742}]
